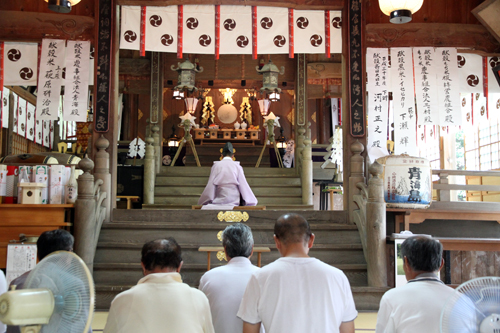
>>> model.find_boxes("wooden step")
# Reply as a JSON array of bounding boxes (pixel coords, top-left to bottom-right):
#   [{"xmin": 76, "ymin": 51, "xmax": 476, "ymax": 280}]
[
  {"xmin": 156, "ymin": 176, "xmax": 301, "ymax": 187},
  {"xmin": 159, "ymin": 166, "xmax": 298, "ymax": 177},
  {"xmin": 154, "ymin": 186, "xmax": 302, "ymax": 197},
  {"xmin": 142, "ymin": 204, "xmax": 315, "ymax": 210},
  {"xmin": 154, "ymin": 196, "xmax": 304, "ymax": 205}
]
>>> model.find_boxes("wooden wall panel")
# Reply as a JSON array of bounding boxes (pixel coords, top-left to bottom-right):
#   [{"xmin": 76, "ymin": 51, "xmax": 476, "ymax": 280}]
[
  {"xmin": 448, "ymin": 250, "xmax": 500, "ymax": 285},
  {"xmin": 365, "ymin": 0, "xmax": 482, "ymax": 25},
  {"xmin": 0, "ymin": 0, "xmax": 95, "ymax": 17}
]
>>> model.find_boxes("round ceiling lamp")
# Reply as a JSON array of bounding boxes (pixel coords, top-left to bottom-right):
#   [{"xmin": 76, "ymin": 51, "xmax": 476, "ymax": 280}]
[
  {"xmin": 44, "ymin": 0, "xmax": 82, "ymax": 13},
  {"xmin": 379, "ymin": 0, "xmax": 424, "ymax": 24}
]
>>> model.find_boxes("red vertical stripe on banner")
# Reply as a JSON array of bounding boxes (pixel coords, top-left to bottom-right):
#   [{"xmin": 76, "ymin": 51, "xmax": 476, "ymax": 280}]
[
  {"xmin": 288, "ymin": 9, "xmax": 294, "ymax": 58},
  {"xmin": 325, "ymin": 11, "xmax": 331, "ymax": 59},
  {"xmin": 0, "ymin": 42, "xmax": 4, "ymax": 91},
  {"xmin": 484, "ymin": 56, "xmax": 489, "ymax": 119},
  {"xmin": 252, "ymin": 6, "xmax": 257, "ymax": 60},
  {"xmin": 178, "ymin": 5, "xmax": 183, "ymax": 59},
  {"xmin": 215, "ymin": 5, "xmax": 220, "ymax": 60},
  {"xmin": 140, "ymin": 6, "xmax": 146, "ymax": 57}
]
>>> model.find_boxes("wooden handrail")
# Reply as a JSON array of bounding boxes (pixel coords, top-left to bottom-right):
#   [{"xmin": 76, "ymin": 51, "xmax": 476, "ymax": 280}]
[{"xmin": 432, "ymin": 169, "xmax": 500, "ymax": 177}]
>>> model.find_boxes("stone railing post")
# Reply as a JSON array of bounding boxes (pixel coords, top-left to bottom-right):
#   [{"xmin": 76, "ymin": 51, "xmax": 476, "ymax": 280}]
[
  {"xmin": 438, "ymin": 172, "xmax": 450, "ymax": 202},
  {"xmin": 349, "ymin": 141, "xmax": 366, "ymax": 224},
  {"xmin": 366, "ymin": 161, "xmax": 387, "ymax": 287},
  {"xmin": 93, "ymin": 135, "xmax": 111, "ymax": 222},
  {"xmin": 296, "ymin": 126, "xmax": 305, "ymax": 172},
  {"xmin": 152, "ymin": 124, "xmax": 161, "ymax": 174},
  {"xmin": 74, "ymin": 157, "xmax": 97, "ymax": 272},
  {"xmin": 143, "ymin": 136, "xmax": 155, "ymax": 205},
  {"xmin": 302, "ymin": 135, "xmax": 313, "ymax": 205}
]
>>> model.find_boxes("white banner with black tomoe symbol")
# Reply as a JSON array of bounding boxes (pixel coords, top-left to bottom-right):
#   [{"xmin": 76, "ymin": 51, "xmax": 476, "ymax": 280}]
[
  {"xmin": 3, "ymin": 42, "xmax": 38, "ymax": 86},
  {"xmin": 36, "ymin": 39, "xmax": 66, "ymax": 121},
  {"xmin": 145, "ymin": 6, "xmax": 178, "ymax": 53},
  {"xmin": 473, "ymin": 92, "xmax": 488, "ymax": 124},
  {"xmin": 120, "ymin": 6, "xmax": 141, "ymax": 51},
  {"xmin": 17, "ymin": 97, "xmax": 26, "ymax": 137},
  {"xmin": 457, "ymin": 53, "xmax": 483, "ymax": 94},
  {"xmin": 63, "ymin": 41, "xmax": 90, "ymax": 122},
  {"xmin": 26, "ymin": 103, "xmax": 35, "ymax": 141},
  {"xmin": 183, "ymin": 5, "xmax": 215, "ymax": 54},
  {"xmin": 219, "ymin": 5, "xmax": 252, "ymax": 55},
  {"xmin": 390, "ymin": 48, "xmax": 417, "ymax": 156},
  {"xmin": 436, "ymin": 48, "xmax": 461, "ymax": 126},
  {"xmin": 460, "ymin": 93, "xmax": 473, "ymax": 129},
  {"xmin": 413, "ymin": 47, "xmax": 439, "ymax": 125},
  {"xmin": 329, "ymin": 11, "xmax": 342, "ymax": 54},
  {"xmin": 257, "ymin": 7, "xmax": 289, "ymax": 54},
  {"xmin": 294, "ymin": 10, "xmax": 325, "ymax": 54}
]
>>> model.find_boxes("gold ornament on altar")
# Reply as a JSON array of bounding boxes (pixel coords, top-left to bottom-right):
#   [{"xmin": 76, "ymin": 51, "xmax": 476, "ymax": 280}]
[
  {"xmin": 201, "ymin": 96, "xmax": 215, "ymax": 125},
  {"xmin": 217, "ymin": 211, "xmax": 249, "ymax": 222},
  {"xmin": 219, "ymin": 88, "xmax": 237, "ymax": 104},
  {"xmin": 217, "ymin": 230, "xmax": 223, "ymax": 241},
  {"xmin": 217, "ymin": 251, "xmax": 227, "ymax": 262},
  {"xmin": 239, "ymin": 97, "xmax": 253, "ymax": 125}
]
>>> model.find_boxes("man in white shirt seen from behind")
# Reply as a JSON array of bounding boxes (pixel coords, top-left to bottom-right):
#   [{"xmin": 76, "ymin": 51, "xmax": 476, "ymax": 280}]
[
  {"xmin": 237, "ymin": 213, "xmax": 358, "ymax": 333},
  {"xmin": 104, "ymin": 238, "xmax": 214, "ymax": 333},
  {"xmin": 199, "ymin": 223, "xmax": 263, "ymax": 333},
  {"xmin": 376, "ymin": 236, "xmax": 456, "ymax": 333}
]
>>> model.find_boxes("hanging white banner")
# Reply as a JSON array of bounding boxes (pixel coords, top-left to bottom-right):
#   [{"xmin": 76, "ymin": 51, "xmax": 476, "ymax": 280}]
[
  {"xmin": 331, "ymin": 98, "xmax": 339, "ymax": 127},
  {"xmin": 472, "ymin": 92, "xmax": 488, "ymax": 125},
  {"xmin": 329, "ymin": 11, "xmax": 342, "ymax": 54},
  {"xmin": 435, "ymin": 48, "xmax": 461, "ymax": 126},
  {"xmin": 183, "ymin": 5, "xmax": 215, "ymax": 54},
  {"xmin": 457, "ymin": 53, "xmax": 483, "ymax": 94},
  {"xmin": 460, "ymin": 93, "xmax": 473, "ymax": 130},
  {"xmin": 12, "ymin": 92, "xmax": 18, "ymax": 133},
  {"xmin": 36, "ymin": 39, "xmax": 65, "ymax": 121},
  {"xmin": 390, "ymin": 48, "xmax": 417, "ymax": 156},
  {"xmin": 294, "ymin": 10, "xmax": 325, "ymax": 54},
  {"xmin": 120, "ymin": 6, "xmax": 141, "ymax": 51},
  {"xmin": 220, "ymin": 6, "xmax": 252, "ymax": 55},
  {"xmin": 26, "ymin": 103, "xmax": 35, "ymax": 141},
  {"xmin": 366, "ymin": 48, "xmax": 389, "ymax": 161},
  {"xmin": 63, "ymin": 41, "xmax": 90, "ymax": 122},
  {"xmin": 488, "ymin": 93, "xmax": 500, "ymax": 121},
  {"xmin": 145, "ymin": 6, "xmax": 178, "ymax": 53},
  {"xmin": 43, "ymin": 120, "xmax": 49, "ymax": 147},
  {"xmin": 413, "ymin": 47, "xmax": 439, "ymax": 125},
  {"xmin": 1, "ymin": 87, "xmax": 9, "ymax": 129},
  {"xmin": 487, "ymin": 56, "xmax": 500, "ymax": 94},
  {"xmin": 17, "ymin": 97, "xmax": 26, "ymax": 137},
  {"xmin": 257, "ymin": 7, "xmax": 289, "ymax": 54},
  {"xmin": 3, "ymin": 42, "xmax": 38, "ymax": 86},
  {"xmin": 35, "ymin": 118, "xmax": 43, "ymax": 145}
]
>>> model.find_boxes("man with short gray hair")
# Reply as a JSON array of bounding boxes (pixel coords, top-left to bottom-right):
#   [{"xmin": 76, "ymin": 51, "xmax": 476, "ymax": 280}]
[{"xmin": 199, "ymin": 223, "xmax": 262, "ymax": 333}]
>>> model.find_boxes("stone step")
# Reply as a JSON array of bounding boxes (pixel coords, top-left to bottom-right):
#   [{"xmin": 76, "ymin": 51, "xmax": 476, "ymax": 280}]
[
  {"xmin": 154, "ymin": 195, "xmax": 304, "ymax": 205},
  {"xmin": 110, "ymin": 209, "xmax": 349, "ymax": 224},
  {"xmin": 159, "ymin": 166, "xmax": 298, "ymax": 177},
  {"xmin": 95, "ymin": 285, "xmax": 387, "ymax": 311},
  {"xmin": 154, "ymin": 186, "xmax": 302, "ymax": 197},
  {"xmin": 156, "ymin": 176, "xmax": 301, "ymax": 187}
]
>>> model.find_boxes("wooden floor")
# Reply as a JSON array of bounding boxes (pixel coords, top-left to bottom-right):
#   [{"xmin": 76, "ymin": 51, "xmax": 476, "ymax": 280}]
[{"xmin": 91, "ymin": 311, "xmax": 378, "ymax": 332}]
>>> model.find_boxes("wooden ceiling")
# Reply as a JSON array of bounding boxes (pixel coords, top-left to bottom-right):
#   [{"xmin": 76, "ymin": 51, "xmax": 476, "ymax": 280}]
[{"xmin": 365, "ymin": 0, "xmax": 484, "ymax": 25}]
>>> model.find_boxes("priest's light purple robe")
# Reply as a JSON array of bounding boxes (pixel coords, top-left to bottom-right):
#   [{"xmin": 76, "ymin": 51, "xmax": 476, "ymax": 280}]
[{"xmin": 198, "ymin": 157, "xmax": 258, "ymax": 206}]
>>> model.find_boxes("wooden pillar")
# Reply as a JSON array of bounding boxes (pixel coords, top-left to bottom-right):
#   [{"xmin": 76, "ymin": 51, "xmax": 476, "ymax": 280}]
[
  {"xmin": 74, "ymin": 157, "xmax": 97, "ymax": 272},
  {"xmin": 296, "ymin": 54, "xmax": 307, "ymax": 173},
  {"xmin": 366, "ymin": 161, "xmax": 387, "ymax": 287},
  {"xmin": 349, "ymin": 141, "xmax": 365, "ymax": 224},
  {"xmin": 150, "ymin": 52, "xmax": 163, "ymax": 173}
]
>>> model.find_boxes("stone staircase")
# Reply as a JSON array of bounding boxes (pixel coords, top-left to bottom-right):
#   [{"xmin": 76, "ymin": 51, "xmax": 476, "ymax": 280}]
[
  {"xmin": 184, "ymin": 144, "xmax": 270, "ymax": 167},
  {"xmin": 94, "ymin": 209, "xmax": 387, "ymax": 311},
  {"xmin": 146, "ymin": 166, "xmax": 310, "ymax": 209}
]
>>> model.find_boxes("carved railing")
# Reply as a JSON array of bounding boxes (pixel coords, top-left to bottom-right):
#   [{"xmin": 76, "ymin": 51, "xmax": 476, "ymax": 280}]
[
  {"xmin": 432, "ymin": 169, "xmax": 500, "ymax": 201},
  {"xmin": 143, "ymin": 136, "xmax": 156, "ymax": 205},
  {"xmin": 350, "ymin": 141, "xmax": 387, "ymax": 287},
  {"xmin": 74, "ymin": 156, "xmax": 107, "ymax": 273}
]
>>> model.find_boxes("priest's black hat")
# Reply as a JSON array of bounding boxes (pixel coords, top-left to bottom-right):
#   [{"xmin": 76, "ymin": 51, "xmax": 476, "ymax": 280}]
[{"xmin": 222, "ymin": 142, "xmax": 234, "ymax": 156}]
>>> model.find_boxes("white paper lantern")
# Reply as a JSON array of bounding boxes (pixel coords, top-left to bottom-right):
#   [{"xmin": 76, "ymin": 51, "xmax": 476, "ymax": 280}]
[{"xmin": 379, "ymin": 0, "xmax": 424, "ymax": 24}]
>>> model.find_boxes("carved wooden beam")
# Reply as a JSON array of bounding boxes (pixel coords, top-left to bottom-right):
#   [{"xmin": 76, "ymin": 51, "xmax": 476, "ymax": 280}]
[
  {"xmin": 119, "ymin": 58, "xmax": 151, "ymax": 76},
  {"xmin": 116, "ymin": 0, "xmax": 343, "ymax": 10},
  {"xmin": 0, "ymin": 10, "xmax": 94, "ymax": 42},
  {"xmin": 366, "ymin": 23, "xmax": 500, "ymax": 53},
  {"xmin": 307, "ymin": 62, "xmax": 342, "ymax": 79}
]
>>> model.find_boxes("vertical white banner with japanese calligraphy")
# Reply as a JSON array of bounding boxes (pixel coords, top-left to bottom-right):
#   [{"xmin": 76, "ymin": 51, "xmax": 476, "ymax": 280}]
[
  {"xmin": 390, "ymin": 48, "xmax": 417, "ymax": 156},
  {"xmin": 413, "ymin": 47, "xmax": 439, "ymax": 125},
  {"xmin": 36, "ymin": 39, "xmax": 66, "ymax": 121},
  {"xmin": 435, "ymin": 48, "xmax": 461, "ymax": 126},
  {"xmin": 366, "ymin": 48, "xmax": 389, "ymax": 161},
  {"xmin": 63, "ymin": 41, "xmax": 90, "ymax": 122}
]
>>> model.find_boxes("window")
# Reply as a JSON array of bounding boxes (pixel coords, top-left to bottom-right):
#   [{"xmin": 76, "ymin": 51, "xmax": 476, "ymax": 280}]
[{"xmin": 464, "ymin": 119, "xmax": 500, "ymax": 171}]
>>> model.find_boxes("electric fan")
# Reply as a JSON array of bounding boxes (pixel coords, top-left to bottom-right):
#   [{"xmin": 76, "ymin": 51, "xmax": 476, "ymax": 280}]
[
  {"xmin": 0, "ymin": 251, "xmax": 95, "ymax": 333},
  {"xmin": 441, "ymin": 276, "xmax": 500, "ymax": 333}
]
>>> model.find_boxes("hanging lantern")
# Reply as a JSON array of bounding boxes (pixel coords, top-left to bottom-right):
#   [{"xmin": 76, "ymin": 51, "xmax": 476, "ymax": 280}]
[
  {"xmin": 171, "ymin": 59, "xmax": 204, "ymax": 92},
  {"xmin": 172, "ymin": 90, "xmax": 185, "ymax": 100},
  {"xmin": 256, "ymin": 60, "xmax": 285, "ymax": 98},
  {"xmin": 185, "ymin": 97, "xmax": 199, "ymax": 114},
  {"xmin": 258, "ymin": 99, "xmax": 271, "ymax": 117},
  {"xmin": 269, "ymin": 92, "xmax": 280, "ymax": 102},
  {"xmin": 379, "ymin": 0, "xmax": 424, "ymax": 24}
]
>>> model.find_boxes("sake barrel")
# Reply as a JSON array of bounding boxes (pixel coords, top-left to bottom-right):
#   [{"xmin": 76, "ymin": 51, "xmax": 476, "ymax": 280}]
[
  {"xmin": 376, "ymin": 154, "xmax": 432, "ymax": 209},
  {"xmin": 34, "ymin": 152, "xmax": 81, "ymax": 165},
  {"xmin": 0, "ymin": 154, "xmax": 58, "ymax": 164}
]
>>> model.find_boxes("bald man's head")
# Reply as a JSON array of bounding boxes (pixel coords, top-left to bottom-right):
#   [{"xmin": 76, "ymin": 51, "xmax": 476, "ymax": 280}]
[{"xmin": 274, "ymin": 213, "xmax": 312, "ymax": 245}]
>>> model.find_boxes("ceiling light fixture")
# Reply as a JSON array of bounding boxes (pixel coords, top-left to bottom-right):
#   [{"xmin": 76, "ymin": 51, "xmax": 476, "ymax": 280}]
[{"xmin": 378, "ymin": 0, "xmax": 424, "ymax": 24}]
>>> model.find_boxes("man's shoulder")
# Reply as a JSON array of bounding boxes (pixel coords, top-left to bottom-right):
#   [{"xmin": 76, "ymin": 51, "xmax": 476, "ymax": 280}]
[{"xmin": 382, "ymin": 281, "xmax": 454, "ymax": 301}]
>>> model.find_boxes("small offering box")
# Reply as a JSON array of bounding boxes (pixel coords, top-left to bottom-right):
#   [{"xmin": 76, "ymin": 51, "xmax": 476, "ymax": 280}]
[{"xmin": 19, "ymin": 183, "xmax": 47, "ymax": 204}]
